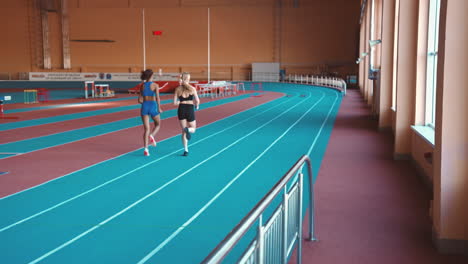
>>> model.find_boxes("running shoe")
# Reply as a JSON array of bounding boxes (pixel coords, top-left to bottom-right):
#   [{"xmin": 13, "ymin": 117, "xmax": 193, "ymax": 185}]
[
  {"xmin": 144, "ymin": 148, "xmax": 150, "ymax": 156},
  {"xmin": 149, "ymin": 135, "xmax": 157, "ymax": 147},
  {"xmin": 184, "ymin": 127, "xmax": 191, "ymax": 140},
  {"xmin": 182, "ymin": 151, "xmax": 189, "ymax": 156}
]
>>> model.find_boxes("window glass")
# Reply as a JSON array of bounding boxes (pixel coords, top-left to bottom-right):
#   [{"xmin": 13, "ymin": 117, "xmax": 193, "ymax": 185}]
[
  {"xmin": 391, "ymin": 0, "xmax": 400, "ymax": 109},
  {"xmin": 425, "ymin": 0, "xmax": 441, "ymax": 127}
]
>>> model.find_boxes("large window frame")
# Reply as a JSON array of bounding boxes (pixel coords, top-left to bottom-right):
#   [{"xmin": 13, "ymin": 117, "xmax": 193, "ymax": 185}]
[
  {"xmin": 391, "ymin": 0, "xmax": 400, "ymax": 110},
  {"xmin": 425, "ymin": 0, "xmax": 441, "ymax": 128},
  {"xmin": 369, "ymin": 0, "xmax": 376, "ymax": 71}
]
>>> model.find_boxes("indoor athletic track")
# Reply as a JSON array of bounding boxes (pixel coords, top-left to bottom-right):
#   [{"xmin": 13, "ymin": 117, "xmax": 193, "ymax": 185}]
[{"xmin": 0, "ymin": 83, "xmax": 342, "ymax": 263}]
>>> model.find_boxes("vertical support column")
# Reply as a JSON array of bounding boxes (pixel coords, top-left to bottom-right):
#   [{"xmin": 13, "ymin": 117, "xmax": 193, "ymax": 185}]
[
  {"xmin": 61, "ymin": 0, "xmax": 71, "ymax": 69},
  {"xmin": 207, "ymin": 8, "xmax": 211, "ymax": 82},
  {"xmin": 393, "ymin": 0, "xmax": 419, "ymax": 158},
  {"xmin": 297, "ymin": 172, "xmax": 303, "ymax": 264},
  {"xmin": 41, "ymin": 8, "xmax": 51, "ymax": 69},
  {"xmin": 282, "ymin": 187, "xmax": 288, "ymax": 264},
  {"xmin": 273, "ymin": 0, "xmax": 282, "ymax": 63},
  {"xmin": 378, "ymin": 0, "xmax": 396, "ymax": 129},
  {"xmin": 142, "ymin": 8, "xmax": 146, "ymax": 70},
  {"xmin": 257, "ymin": 215, "xmax": 264, "ymax": 263},
  {"xmin": 433, "ymin": 0, "xmax": 468, "ymax": 254}
]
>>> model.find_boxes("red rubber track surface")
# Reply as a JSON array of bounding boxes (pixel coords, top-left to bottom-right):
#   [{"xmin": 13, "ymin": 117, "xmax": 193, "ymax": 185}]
[
  {"xmin": 0, "ymin": 92, "xmax": 283, "ymax": 198},
  {"xmin": 0, "ymin": 93, "xmax": 248, "ymax": 144}
]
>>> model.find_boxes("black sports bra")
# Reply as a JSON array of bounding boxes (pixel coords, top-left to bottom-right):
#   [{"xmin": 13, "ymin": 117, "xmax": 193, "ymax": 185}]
[{"xmin": 179, "ymin": 94, "xmax": 194, "ymax": 102}]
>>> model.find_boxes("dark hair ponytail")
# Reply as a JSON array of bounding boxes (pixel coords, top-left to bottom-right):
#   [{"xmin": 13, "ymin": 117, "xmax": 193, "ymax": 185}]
[{"xmin": 141, "ymin": 69, "xmax": 154, "ymax": 81}]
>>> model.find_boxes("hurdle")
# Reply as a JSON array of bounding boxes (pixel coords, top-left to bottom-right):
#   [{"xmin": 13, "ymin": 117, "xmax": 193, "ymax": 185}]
[
  {"xmin": 197, "ymin": 83, "xmax": 212, "ymax": 98},
  {"xmin": 250, "ymin": 82, "xmax": 264, "ymax": 97},
  {"xmin": 95, "ymin": 84, "xmax": 112, "ymax": 97},
  {"xmin": 37, "ymin": 88, "xmax": 50, "ymax": 102},
  {"xmin": 84, "ymin": 81, "xmax": 95, "ymax": 99},
  {"xmin": 235, "ymin": 82, "xmax": 245, "ymax": 94},
  {"xmin": 24, "ymin": 89, "xmax": 38, "ymax": 104}
]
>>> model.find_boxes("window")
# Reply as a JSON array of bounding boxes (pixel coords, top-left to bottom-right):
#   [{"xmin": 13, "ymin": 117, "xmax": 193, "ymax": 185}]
[
  {"xmin": 370, "ymin": 0, "xmax": 376, "ymax": 71},
  {"xmin": 391, "ymin": 0, "xmax": 400, "ymax": 110},
  {"xmin": 425, "ymin": 0, "xmax": 441, "ymax": 128}
]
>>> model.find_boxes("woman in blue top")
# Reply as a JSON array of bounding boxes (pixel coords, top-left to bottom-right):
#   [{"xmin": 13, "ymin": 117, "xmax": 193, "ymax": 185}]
[{"xmin": 138, "ymin": 69, "xmax": 163, "ymax": 156}]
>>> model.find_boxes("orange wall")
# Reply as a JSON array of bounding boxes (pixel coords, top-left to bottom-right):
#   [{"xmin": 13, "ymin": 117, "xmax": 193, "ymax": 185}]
[
  {"xmin": 69, "ymin": 8, "xmax": 145, "ymax": 69},
  {"xmin": 0, "ymin": 8, "xmax": 31, "ymax": 78},
  {"xmin": 0, "ymin": 0, "xmax": 360, "ymax": 79}
]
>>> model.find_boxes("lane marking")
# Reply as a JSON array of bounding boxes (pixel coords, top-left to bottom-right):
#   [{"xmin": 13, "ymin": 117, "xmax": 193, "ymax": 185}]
[
  {"xmin": 0, "ymin": 93, "xmax": 301, "ymax": 232},
  {"xmin": 307, "ymin": 92, "xmax": 340, "ymax": 156},
  {"xmin": 136, "ymin": 91, "xmax": 334, "ymax": 263},
  {"xmin": 0, "ymin": 98, "xmax": 171, "ymax": 132},
  {"xmin": 0, "ymin": 92, "xmax": 293, "ymax": 200},
  {"xmin": 26, "ymin": 92, "xmax": 324, "ymax": 264},
  {"xmin": 0, "ymin": 94, "xmax": 255, "ymax": 160},
  {"xmin": 3, "ymin": 97, "xmax": 140, "ymax": 114},
  {"xmin": 0, "ymin": 93, "xmax": 243, "ymax": 132}
]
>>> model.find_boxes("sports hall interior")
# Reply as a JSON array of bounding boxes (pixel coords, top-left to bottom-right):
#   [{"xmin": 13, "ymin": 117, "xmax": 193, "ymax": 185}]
[{"xmin": 0, "ymin": 0, "xmax": 467, "ymax": 263}]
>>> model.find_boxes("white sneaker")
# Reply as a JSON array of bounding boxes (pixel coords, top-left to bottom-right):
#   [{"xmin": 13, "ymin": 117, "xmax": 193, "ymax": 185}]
[
  {"xmin": 149, "ymin": 135, "xmax": 157, "ymax": 147},
  {"xmin": 144, "ymin": 148, "xmax": 150, "ymax": 156}
]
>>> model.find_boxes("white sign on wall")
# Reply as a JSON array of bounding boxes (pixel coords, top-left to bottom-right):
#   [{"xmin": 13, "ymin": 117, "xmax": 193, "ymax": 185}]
[
  {"xmin": 28, "ymin": 72, "xmax": 181, "ymax": 81},
  {"xmin": 251, "ymin": 63, "xmax": 280, "ymax": 82}
]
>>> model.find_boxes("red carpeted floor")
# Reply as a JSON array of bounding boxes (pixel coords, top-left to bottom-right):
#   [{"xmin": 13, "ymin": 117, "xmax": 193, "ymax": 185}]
[{"xmin": 292, "ymin": 89, "xmax": 468, "ymax": 264}]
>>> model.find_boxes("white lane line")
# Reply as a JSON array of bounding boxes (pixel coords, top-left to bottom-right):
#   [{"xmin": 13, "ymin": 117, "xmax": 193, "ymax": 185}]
[
  {"xmin": 26, "ymin": 92, "xmax": 324, "ymax": 264},
  {"xmin": 289, "ymin": 91, "xmax": 340, "ymax": 185},
  {"xmin": 0, "ymin": 94, "xmax": 239, "ymax": 145},
  {"xmin": 0, "ymin": 95, "xmax": 253, "ymax": 159},
  {"xmin": 136, "ymin": 91, "xmax": 331, "ymax": 263},
  {"xmin": 0, "ymin": 96, "xmax": 180, "ymax": 132},
  {"xmin": 0, "ymin": 92, "xmax": 289, "ymax": 201},
  {"xmin": 306, "ymin": 92, "xmax": 340, "ymax": 156},
  {"xmin": 0, "ymin": 93, "xmax": 299, "ymax": 232}
]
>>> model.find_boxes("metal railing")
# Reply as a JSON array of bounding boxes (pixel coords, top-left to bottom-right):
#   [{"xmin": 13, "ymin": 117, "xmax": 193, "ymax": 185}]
[
  {"xmin": 286, "ymin": 74, "xmax": 347, "ymax": 95},
  {"xmin": 202, "ymin": 155, "xmax": 317, "ymax": 264},
  {"xmin": 195, "ymin": 81, "xmax": 243, "ymax": 98},
  {"xmin": 242, "ymin": 72, "xmax": 347, "ymax": 95}
]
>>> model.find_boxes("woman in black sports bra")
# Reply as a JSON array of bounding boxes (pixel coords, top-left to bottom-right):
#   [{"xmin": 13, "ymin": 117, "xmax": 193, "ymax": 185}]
[{"xmin": 174, "ymin": 72, "xmax": 200, "ymax": 156}]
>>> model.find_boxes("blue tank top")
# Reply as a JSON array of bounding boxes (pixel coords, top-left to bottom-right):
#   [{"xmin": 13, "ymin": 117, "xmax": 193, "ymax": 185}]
[{"xmin": 141, "ymin": 82, "xmax": 156, "ymax": 96}]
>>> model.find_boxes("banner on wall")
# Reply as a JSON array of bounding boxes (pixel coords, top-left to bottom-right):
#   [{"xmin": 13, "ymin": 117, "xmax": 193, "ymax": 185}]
[{"xmin": 28, "ymin": 72, "xmax": 181, "ymax": 81}]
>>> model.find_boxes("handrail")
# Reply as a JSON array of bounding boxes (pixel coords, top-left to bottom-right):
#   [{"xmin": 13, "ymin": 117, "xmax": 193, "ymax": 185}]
[
  {"xmin": 286, "ymin": 74, "xmax": 347, "ymax": 95},
  {"xmin": 202, "ymin": 154, "xmax": 316, "ymax": 264}
]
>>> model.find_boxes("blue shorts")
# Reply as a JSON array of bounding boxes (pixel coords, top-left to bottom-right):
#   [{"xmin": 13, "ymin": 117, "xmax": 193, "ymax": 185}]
[{"xmin": 141, "ymin": 101, "xmax": 159, "ymax": 117}]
